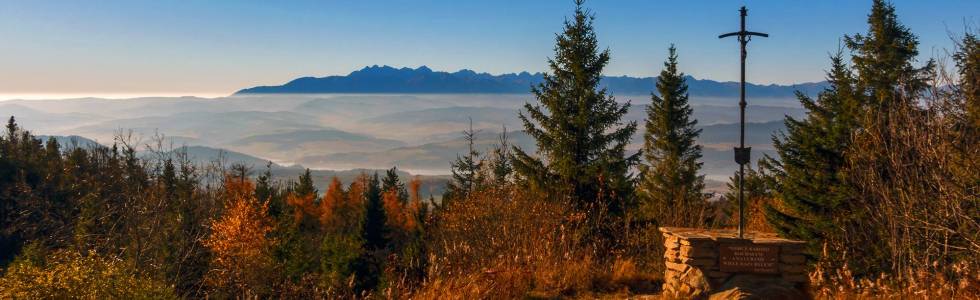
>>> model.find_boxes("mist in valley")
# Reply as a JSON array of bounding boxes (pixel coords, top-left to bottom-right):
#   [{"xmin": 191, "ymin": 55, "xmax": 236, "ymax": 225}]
[{"xmin": 1, "ymin": 93, "xmax": 803, "ymax": 194}]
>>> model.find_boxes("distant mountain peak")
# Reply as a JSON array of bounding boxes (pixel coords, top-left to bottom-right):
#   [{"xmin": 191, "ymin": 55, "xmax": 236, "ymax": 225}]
[{"xmin": 235, "ymin": 65, "xmax": 828, "ymax": 96}]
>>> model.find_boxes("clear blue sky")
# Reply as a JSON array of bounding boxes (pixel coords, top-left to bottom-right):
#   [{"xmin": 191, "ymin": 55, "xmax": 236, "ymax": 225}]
[{"xmin": 0, "ymin": 0, "xmax": 975, "ymax": 97}]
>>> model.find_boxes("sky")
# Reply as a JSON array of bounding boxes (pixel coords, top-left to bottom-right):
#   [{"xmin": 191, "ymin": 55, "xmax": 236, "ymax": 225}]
[{"xmin": 0, "ymin": 0, "xmax": 976, "ymax": 98}]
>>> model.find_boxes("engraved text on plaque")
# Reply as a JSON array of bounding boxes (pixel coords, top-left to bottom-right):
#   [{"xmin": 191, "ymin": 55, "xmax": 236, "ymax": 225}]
[{"xmin": 719, "ymin": 243, "xmax": 779, "ymax": 273}]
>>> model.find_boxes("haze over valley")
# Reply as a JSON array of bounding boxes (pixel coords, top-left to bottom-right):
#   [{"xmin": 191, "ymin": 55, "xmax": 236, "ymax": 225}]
[{"xmin": 2, "ymin": 65, "xmax": 811, "ymax": 194}]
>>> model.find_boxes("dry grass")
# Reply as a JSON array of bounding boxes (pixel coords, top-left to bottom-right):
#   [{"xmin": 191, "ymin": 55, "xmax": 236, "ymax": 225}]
[
  {"xmin": 807, "ymin": 60, "xmax": 980, "ymax": 299},
  {"xmin": 412, "ymin": 187, "xmax": 595, "ymax": 299},
  {"xmin": 402, "ymin": 188, "xmax": 663, "ymax": 299},
  {"xmin": 809, "ymin": 258, "xmax": 980, "ymax": 299}
]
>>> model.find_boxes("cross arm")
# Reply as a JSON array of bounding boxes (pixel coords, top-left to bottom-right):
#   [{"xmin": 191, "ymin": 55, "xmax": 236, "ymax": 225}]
[
  {"xmin": 718, "ymin": 32, "xmax": 739, "ymax": 39},
  {"xmin": 718, "ymin": 31, "xmax": 769, "ymax": 39}
]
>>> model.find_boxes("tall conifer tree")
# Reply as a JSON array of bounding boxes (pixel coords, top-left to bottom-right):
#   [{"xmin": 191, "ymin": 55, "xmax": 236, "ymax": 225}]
[
  {"xmin": 845, "ymin": 0, "xmax": 933, "ymax": 108},
  {"xmin": 362, "ymin": 172, "xmax": 387, "ymax": 250},
  {"xmin": 765, "ymin": 0, "xmax": 932, "ymax": 260},
  {"xmin": 764, "ymin": 52, "xmax": 860, "ymax": 259},
  {"xmin": 354, "ymin": 172, "xmax": 386, "ymax": 291},
  {"xmin": 486, "ymin": 127, "xmax": 513, "ymax": 186},
  {"xmin": 636, "ymin": 45, "xmax": 705, "ymax": 227},
  {"xmin": 954, "ymin": 33, "xmax": 980, "ymax": 128},
  {"xmin": 294, "ymin": 168, "xmax": 317, "ymax": 197},
  {"xmin": 381, "ymin": 167, "xmax": 407, "ymax": 202},
  {"xmin": 512, "ymin": 0, "xmax": 637, "ymax": 215},
  {"xmin": 445, "ymin": 119, "xmax": 482, "ymax": 202}
]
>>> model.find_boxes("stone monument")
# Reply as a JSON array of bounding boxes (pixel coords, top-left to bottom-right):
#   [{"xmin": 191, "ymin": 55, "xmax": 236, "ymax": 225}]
[
  {"xmin": 656, "ymin": 6, "xmax": 810, "ymax": 299},
  {"xmin": 659, "ymin": 227, "xmax": 808, "ymax": 299}
]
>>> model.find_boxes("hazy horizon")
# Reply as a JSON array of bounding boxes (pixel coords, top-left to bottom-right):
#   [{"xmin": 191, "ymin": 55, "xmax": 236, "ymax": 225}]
[
  {"xmin": 2, "ymin": 0, "xmax": 975, "ymax": 96},
  {"xmin": 0, "ymin": 65, "xmax": 832, "ymax": 102}
]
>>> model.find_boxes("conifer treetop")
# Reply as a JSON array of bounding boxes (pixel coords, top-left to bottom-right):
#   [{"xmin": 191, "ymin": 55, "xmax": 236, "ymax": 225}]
[{"xmin": 512, "ymin": 0, "xmax": 637, "ymax": 213}]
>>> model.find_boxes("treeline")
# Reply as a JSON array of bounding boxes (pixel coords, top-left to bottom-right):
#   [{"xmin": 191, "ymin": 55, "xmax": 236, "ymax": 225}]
[
  {"xmin": 1, "ymin": 0, "xmax": 978, "ymax": 298},
  {"xmin": 0, "ymin": 117, "xmax": 434, "ymax": 297}
]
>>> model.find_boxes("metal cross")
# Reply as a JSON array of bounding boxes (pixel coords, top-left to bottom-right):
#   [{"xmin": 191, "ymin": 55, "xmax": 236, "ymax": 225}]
[{"xmin": 719, "ymin": 6, "xmax": 767, "ymax": 239}]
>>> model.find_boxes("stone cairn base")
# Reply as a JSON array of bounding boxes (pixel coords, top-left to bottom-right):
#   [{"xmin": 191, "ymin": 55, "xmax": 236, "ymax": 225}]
[{"xmin": 660, "ymin": 227, "xmax": 808, "ymax": 299}]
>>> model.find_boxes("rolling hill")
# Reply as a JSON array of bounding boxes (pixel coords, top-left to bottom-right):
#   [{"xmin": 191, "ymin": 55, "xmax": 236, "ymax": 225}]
[{"xmin": 227, "ymin": 129, "xmax": 406, "ymax": 162}]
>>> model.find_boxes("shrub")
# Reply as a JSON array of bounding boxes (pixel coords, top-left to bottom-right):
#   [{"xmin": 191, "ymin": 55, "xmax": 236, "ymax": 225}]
[
  {"xmin": 0, "ymin": 247, "xmax": 175, "ymax": 299},
  {"xmin": 203, "ymin": 176, "xmax": 278, "ymax": 297},
  {"xmin": 413, "ymin": 188, "xmax": 601, "ymax": 299}
]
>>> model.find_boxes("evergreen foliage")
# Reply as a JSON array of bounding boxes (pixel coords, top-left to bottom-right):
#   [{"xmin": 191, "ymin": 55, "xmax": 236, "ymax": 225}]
[
  {"xmin": 763, "ymin": 52, "xmax": 862, "ymax": 259},
  {"xmin": 954, "ymin": 33, "xmax": 980, "ymax": 128},
  {"xmin": 382, "ymin": 166, "xmax": 407, "ymax": 202},
  {"xmin": 355, "ymin": 173, "xmax": 385, "ymax": 291},
  {"xmin": 636, "ymin": 45, "xmax": 706, "ymax": 227},
  {"xmin": 844, "ymin": 0, "xmax": 934, "ymax": 107},
  {"xmin": 722, "ymin": 161, "xmax": 777, "ymax": 232},
  {"xmin": 444, "ymin": 119, "xmax": 482, "ymax": 202},
  {"xmin": 362, "ymin": 172, "xmax": 387, "ymax": 251},
  {"xmin": 764, "ymin": 0, "xmax": 934, "ymax": 266},
  {"xmin": 317, "ymin": 177, "xmax": 366, "ymax": 290},
  {"xmin": 294, "ymin": 168, "xmax": 317, "ymax": 197},
  {"xmin": 486, "ymin": 127, "xmax": 514, "ymax": 186},
  {"xmin": 0, "ymin": 117, "xmax": 215, "ymax": 296},
  {"xmin": 512, "ymin": 0, "xmax": 637, "ymax": 216}
]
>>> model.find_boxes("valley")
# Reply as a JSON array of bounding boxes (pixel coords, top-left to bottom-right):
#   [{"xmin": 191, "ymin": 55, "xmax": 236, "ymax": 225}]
[{"xmin": 3, "ymin": 92, "xmax": 799, "ymax": 196}]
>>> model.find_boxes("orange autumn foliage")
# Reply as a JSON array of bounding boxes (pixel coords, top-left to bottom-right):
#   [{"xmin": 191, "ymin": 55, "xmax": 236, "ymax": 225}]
[
  {"xmin": 407, "ymin": 177, "xmax": 423, "ymax": 229},
  {"xmin": 346, "ymin": 174, "xmax": 369, "ymax": 210},
  {"xmin": 319, "ymin": 176, "xmax": 366, "ymax": 232},
  {"xmin": 383, "ymin": 189, "xmax": 410, "ymax": 232},
  {"xmin": 286, "ymin": 192, "xmax": 318, "ymax": 228},
  {"xmin": 204, "ymin": 176, "xmax": 276, "ymax": 296},
  {"xmin": 283, "ymin": 176, "xmax": 368, "ymax": 235},
  {"xmin": 383, "ymin": 177, "xmax": 424, "ymax": 233},
  {"xmin": 319, "ymin": 177, "xmax": 346, "ymax": 228},
  {"xmin": 340, "ymin": 174, "xmax": 369, "ymax": 231}
]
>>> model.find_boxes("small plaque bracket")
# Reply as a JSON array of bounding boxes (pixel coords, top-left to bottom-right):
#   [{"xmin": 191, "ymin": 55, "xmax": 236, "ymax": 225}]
[{"xmin": 734, "ymin": 146, "xmax": 752, "ymax": 165}]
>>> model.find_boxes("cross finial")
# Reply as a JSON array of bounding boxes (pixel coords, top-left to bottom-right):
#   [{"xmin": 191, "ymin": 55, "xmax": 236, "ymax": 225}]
[{"xmin": 719, "ymin": 6, "xmax": 768, "ymax": 239}]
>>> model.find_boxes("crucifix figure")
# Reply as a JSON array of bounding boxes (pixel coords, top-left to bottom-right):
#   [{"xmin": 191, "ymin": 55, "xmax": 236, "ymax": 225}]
[{"xmin": 719, "ymin": 6, "xmax": 768, "ymax": 239}]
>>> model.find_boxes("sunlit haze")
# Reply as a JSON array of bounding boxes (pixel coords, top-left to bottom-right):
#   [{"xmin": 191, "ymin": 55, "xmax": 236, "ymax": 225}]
[{"xmin": 1, "ymin": 0, "xmax": 976, "ymax": 98}]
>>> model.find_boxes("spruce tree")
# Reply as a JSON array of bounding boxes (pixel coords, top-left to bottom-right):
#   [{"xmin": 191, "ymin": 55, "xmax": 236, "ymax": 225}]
[
  {"xmin": 255, "ymin": 162, "xmax": 274, "ymax": 203},
  {"xmin": 362, "ymin": 172, "xmax": 387, "ymax": 250},
  {"xmin": 381, "ymin": 167, "xmax": 407, "ymax": 202},
  {"xmin": 511, "ymin": 0, "xmax": 637, "ymax": 215},
  {"xmin": 444, "ymin": 119, "xmax": 482, "ymax": 202},
  {"xmin": 294, "ymin": 168, "xmax": 317, "ymax": 197},
  {"xmin": 636, "ymin": 45, "xmax": 705, "ymax": 227},
  {"xmin": 343, "ymin": 173, "xmax": 386, "ymax": 292},
  {"xmin": 161, "ymin": 158, "xmax": 178, "ymax": 200},
  {"xmin": 764, "ymin": 52, "xmax": 860, "ymax": 259},
  {"xmin": 845, "ymin": 0, "xmax": 933, "ymax": 108},
  {"xmin": 765, "ymin": 1, "xmax": 933, "ymax": 262},
  {"xmin": 954, "ymin": 33, "xmax": 979, "ymax": 128},
  {"xmin": 486, "ymin": 127, "xmax": 513, "ymax": 186}
]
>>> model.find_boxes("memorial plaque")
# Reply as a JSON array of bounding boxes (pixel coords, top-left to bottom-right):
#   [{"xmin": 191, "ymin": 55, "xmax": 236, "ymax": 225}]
[{"xmin": 719, "ymin": 243, "xmax": 779, "ymax": 273}]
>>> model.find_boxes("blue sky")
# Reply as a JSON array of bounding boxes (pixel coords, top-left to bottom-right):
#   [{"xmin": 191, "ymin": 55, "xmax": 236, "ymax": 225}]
[{"xmin": 0, "ymin": 0, "xmax": 976, "ymax": 97}]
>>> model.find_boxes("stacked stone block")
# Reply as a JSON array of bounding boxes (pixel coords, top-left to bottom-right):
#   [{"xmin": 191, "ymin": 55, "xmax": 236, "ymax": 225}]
[{"xmin": 660, "ymin": 227, "xmax": 808, "ymax": 299}]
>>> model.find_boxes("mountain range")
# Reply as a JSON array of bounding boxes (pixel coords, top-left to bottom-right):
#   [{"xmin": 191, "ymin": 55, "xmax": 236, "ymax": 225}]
[
  {"xmin": 235, "ymin": 65, "xmax": 828, "ymax": 97},
  {"xmin": 5, "ymin": 65, "xmax": 808, "ymax": 196}
]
